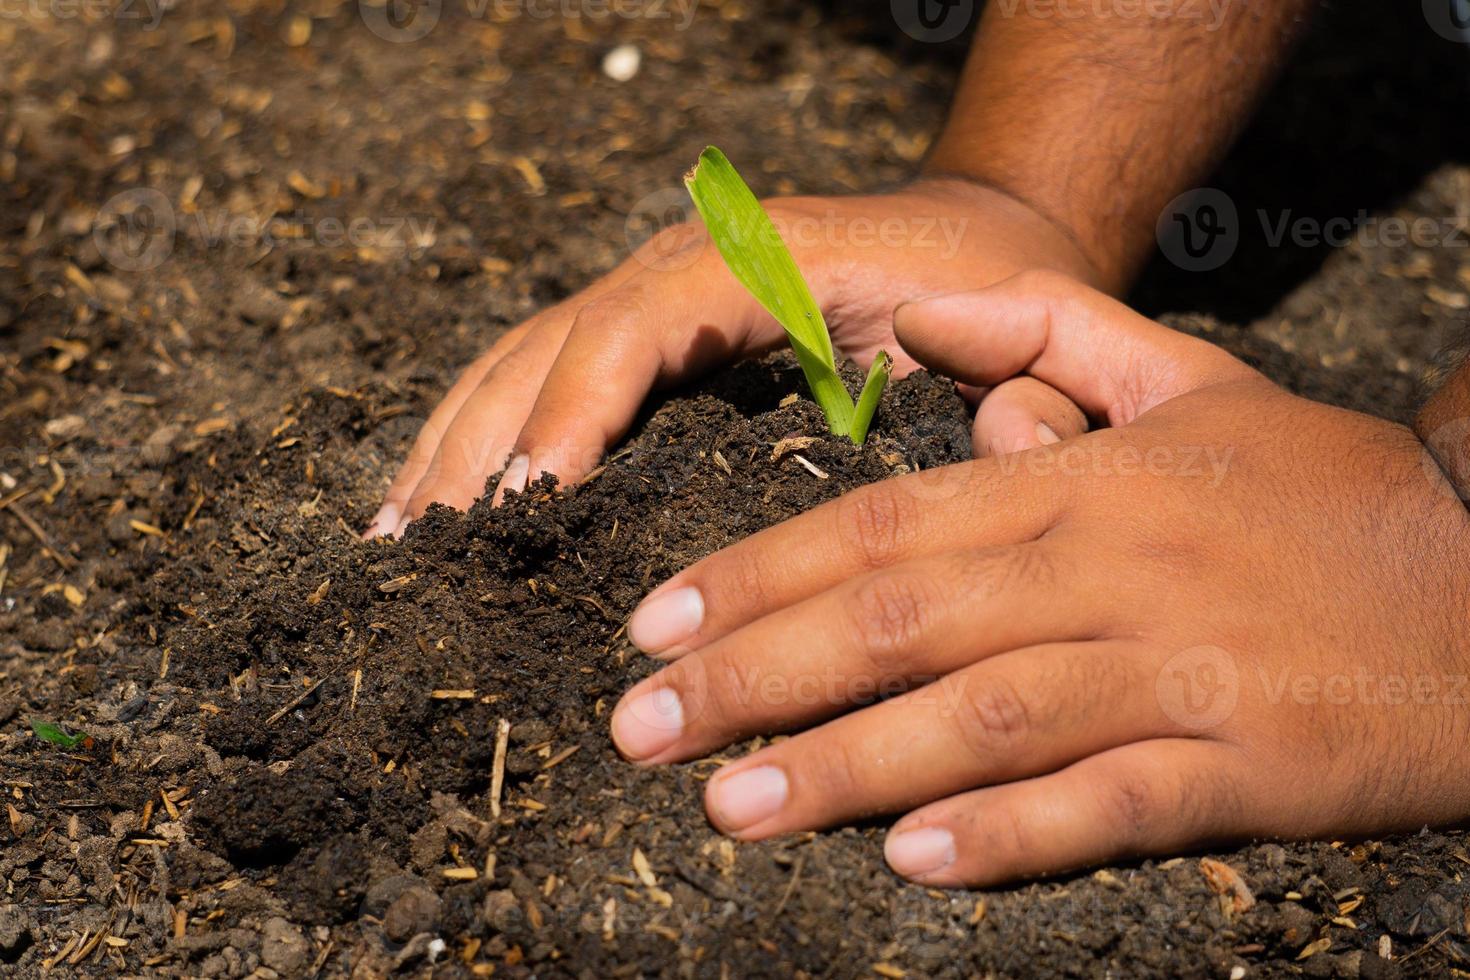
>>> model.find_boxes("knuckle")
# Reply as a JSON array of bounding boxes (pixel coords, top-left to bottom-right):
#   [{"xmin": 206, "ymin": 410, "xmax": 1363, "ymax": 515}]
[
  {"xmin": 952, "ymin": 546, "xmax": 1057, "ymax": 604},
  {"xmin": 953, "ymin": 675, "xmax": 1032, "ymax": 756},
  {"xmin": 1110, "ymin": 355, "xmax": 1161, "ymax": 421},
  {"xmin": 1122, "ymin": 513, "xmax": 1211, "ymax": 581},
  {"xmin": 848, "ymin": 572, "xmax": 933, "ymax": 674},
  {"xmin": 486, "ymin": 338, "xmax": 544, "ymax": 380},
  {"xmin": 1072, "ymin": 651, "xmax": 1133, "ymax": 713},
  {"xmin": 984, "ymin": 800, "xmax": 1037, "ymax": 863},
  {"xmin": 676, "ymin": 653, "xmax": 739, "ymax": 736},
  {"xmin": 436, "ymin": 424, "xmax": 508, "ymax": 478},
  {"xmin": 1099, "ymin": 770, "xmax": 1161, "ymax": 845},
  {"xmin": 640, "ymin": 221, "xmax": 705, "ymax": 264},
  {"xmin": 400, "ymin": 424, "xmax": 441, "ymax": 470},
  {"xmin": 718, "ymin": 548, "xmax": 773, "ymax": 615},
  {"xmin": 1097, "ymin": 755, "xmax": 1237, "ymax": 848},
  {"xmin": 412, "ymin": 450, "xmax": 451, "ymax": 491},
  {"xmin": 1134, "ymin": 535, "xmax": 1207, "ymax": 581},
  {"xmin": 806, "ymin": 735, "xmax": 868, "ymax": 811},
  {"xmin": 473, "ymin": 324, "xmax": 527, "ymax": 371},
  {"xmin": 1197, "ymin": 766, "xmax": 1245, "ymax": 832},
  {"xmin": 573, "ymin": 290, "xmax": 650, "ymax": 343},
  {"xmin": 838, "ymin": 482, "xmax": 919, "ymax": 571}
]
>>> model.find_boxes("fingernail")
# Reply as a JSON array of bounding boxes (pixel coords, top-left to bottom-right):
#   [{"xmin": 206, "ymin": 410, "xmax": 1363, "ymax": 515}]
[
  {"xmin": 708, "ymin": 765, "xmax": 788, "ymax": 832},
  {"xmin": 493, "ymin": 454, "xmax": 530, "ymax": 507},
  {"xmin": 363, "ymin": 502, "xmax": 402, "ymax": 539},
  {"xmin": 611, "ymin": 687, "xmax": 684, "ymax": 761},
  {"xmin": 885, "ymin": 827, "xmax": 956, "ymax": 878},
  {"xmin": 1035, "ymin": 421, "xmax": 1061, "ymax": 446},
  {"xmin": 628, "ymin": 587, "xmax": 704, "ymax": 654}
]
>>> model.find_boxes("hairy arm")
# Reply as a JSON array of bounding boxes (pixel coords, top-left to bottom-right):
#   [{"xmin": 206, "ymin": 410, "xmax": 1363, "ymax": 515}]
[{"xmin": 926, "ymin": 0, "xmax": 1318, "ymax": 291}]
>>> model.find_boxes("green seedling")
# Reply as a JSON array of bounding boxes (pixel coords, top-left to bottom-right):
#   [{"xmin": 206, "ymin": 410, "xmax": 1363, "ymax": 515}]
[
  {"xmin": 29, "ymin": 718, "xmax": 91, "ymax": 750},
  {"xmin": 685, "ymin": 147, "xmax": 892, "ymax": 444}
]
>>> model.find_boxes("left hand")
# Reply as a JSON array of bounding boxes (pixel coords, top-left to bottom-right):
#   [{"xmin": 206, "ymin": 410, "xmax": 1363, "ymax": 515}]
[
  {"xmin": 365, "ymin": 181, "xmax": 1099, "ymax": 536},
  {"xmin": 608, "ymin": 270, "xmax": 1470, "ymax": 887}
]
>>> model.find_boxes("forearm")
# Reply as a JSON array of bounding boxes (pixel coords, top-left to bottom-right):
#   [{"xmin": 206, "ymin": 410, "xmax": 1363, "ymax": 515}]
[{"xmin": 925, "ymin": 0, "xmax": 1318, "ymax": 292}]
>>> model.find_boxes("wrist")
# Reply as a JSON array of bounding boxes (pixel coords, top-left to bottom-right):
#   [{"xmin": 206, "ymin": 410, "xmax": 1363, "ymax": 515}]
[
  {"xmin": 760, "ymin": 183, "xmax": 1106, "ymax": 299},
  {"xmin": 918, "ymin": 0, "xmax": 1318, "ymax": 301},
  {"xmin": 908, "ymin": 173, "xmax": 1122, "ymax": 294},
  {"xmin": 916, "ymin": 159, "xmax": 1137, "ymax": 296}
]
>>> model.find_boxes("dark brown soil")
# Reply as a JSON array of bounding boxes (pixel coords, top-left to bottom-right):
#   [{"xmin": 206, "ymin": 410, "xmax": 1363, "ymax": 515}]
[{"xmin": 4, "ymin": 1, "xmax": 1470, "ymax": 977}]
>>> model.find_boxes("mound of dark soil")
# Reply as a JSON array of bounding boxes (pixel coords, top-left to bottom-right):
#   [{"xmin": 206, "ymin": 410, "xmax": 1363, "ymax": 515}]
[{"xmin": 5, "ymin": 353, "xmax": 1469, "ymax": 978}]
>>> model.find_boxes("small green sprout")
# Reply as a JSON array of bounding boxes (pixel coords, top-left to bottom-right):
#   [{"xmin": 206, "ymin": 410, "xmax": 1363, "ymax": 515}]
[
  {"xmin": 684, "ymin": 147, "xmax": 892, "ymax": 445},
  {"xmin": 29, "ymin": 718, "xmax": 91, "ymax": 750}
]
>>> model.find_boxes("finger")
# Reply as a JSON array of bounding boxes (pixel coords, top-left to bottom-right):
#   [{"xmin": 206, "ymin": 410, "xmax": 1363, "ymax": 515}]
[
  {"xmin": 364, "ymin": 321, "xmax": 533, "ymax": 537},
  {"xmin": 972, "ymin": 377, "xmax": 1087, "ymax": 458},
  {"xmin": 394, "ymin": 321, "xmax": 574, "ymax": 532},
  {"xmin": 692, "ymin": 641, "xmax": 1172, "ymax": 839},
  {"xmin": 495, "ymin": 265, "xmax": 774, "ymax": 497},
  {"xmin": 893, "ymin": 269, "xmax": 1257, "ymax": 426},
  {"xmin": 612, "ymin": 543, "xmax": 1112, "ymax": 763},
  {"xmin": 625, "ymin": 459, "xmax": 1066, "ymax": 657},
  {"xmin": 883, "ymin": 739, "xmax": 1247, "ymax": 887},
  {"xmin": 372, "ymin": 255, "xmax": 656, "ymax": 533}
]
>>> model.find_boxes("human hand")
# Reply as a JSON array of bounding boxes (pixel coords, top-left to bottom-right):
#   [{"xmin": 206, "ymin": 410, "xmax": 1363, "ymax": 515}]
[
  {"xmin": 610, "ymin": 270, "xmax": 1470, "ymax": 887},
  {"xmin": 366, "ymin": 181, "xmax": 1101, "ymax": 536}
]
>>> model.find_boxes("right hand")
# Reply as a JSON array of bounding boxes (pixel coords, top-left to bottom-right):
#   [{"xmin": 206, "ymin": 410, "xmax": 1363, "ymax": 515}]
[
  {"xmin": 610, "ymin": 271, "xmax": 1470, "ymax": 887},
  {"xmin": 366, "ymin": 179, "xmax": 1105, "ymax": 537}
]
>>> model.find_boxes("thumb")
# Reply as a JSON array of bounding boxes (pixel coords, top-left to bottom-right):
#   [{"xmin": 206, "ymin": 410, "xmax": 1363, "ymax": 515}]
[
  {"xmin": 971, "ymin": 376, "xmax": 1089, "ymax": 458},
  {"xmin": 894, "ymin": 269, "xmax": 1257, "ymax": 427}
]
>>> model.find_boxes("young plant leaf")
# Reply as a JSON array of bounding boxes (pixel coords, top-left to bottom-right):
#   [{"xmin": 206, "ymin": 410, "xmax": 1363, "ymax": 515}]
[
  {"xmin": 685, "ymin": 147, "xmax": 856, "ymax": 437},
  {"xmin": 849, "ymin": 350, "xmax": 893, "ymax": 446},
  {"xmin": 29, "ymin": 718, "xmax": 88, "ymax": 749}
]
